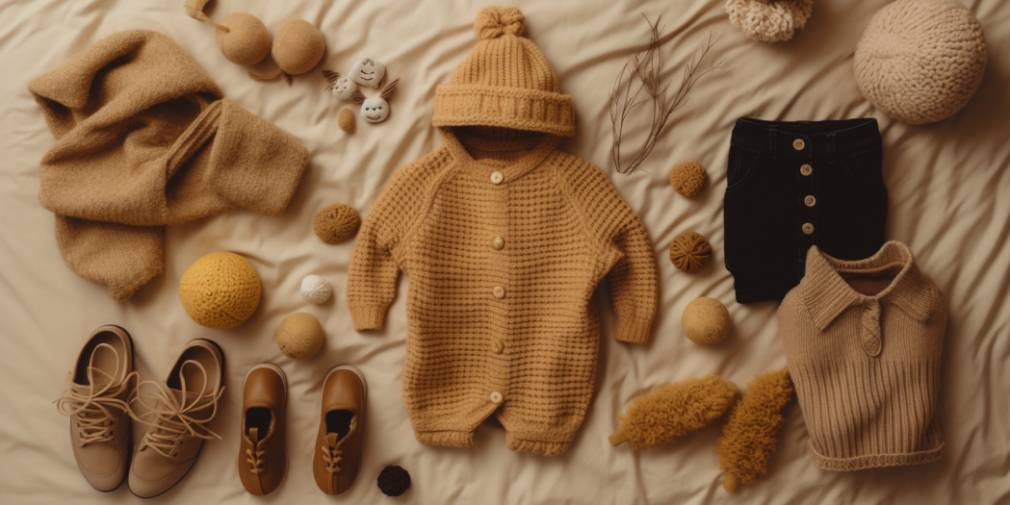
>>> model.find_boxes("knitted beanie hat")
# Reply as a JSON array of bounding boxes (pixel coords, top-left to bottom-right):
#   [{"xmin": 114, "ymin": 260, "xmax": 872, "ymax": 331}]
[
  {"xmin": 854, "ymin": 0, "xmax": 987, "ymax": 125},
  {"xmin": 432, "ymin": 6, "xmax": 575, "ymax": 137}
]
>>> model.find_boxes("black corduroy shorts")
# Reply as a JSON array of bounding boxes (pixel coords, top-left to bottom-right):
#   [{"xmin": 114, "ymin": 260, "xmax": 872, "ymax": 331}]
[{"xmin": 723, "ymin": 118, "xmax": 889, "ymax": 304}]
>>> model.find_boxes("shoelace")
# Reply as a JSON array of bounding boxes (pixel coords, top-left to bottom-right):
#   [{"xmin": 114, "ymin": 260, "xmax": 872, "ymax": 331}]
[
  {"xmin": 246, "ymin": 428, "xmax": 265, "ymax": 474},
  {"xmin": 129, "ymin": 360, "xmax": 225, "ymax": 458},
  {"xmin": 55, "ymin": 343, "xmax": 138, "ymax": 445},
  {"xmin": 322, "ymin": 441, "xmax": 343, "ymax": 474}
]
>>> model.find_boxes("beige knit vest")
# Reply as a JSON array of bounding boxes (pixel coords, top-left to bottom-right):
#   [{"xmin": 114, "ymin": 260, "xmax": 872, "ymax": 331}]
[{"xmin": 778, "ymin": 241, "xmax": 946, "ymax": 470}]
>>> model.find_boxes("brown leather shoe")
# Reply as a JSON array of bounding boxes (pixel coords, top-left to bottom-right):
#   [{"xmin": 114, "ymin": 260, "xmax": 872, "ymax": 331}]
[
  {"xmin": 238, "ymin": 363, "xmax": 288, "ymax": 496},
  {"xmin": 313, "ymin": 365, "xmax": 367, "ymax": 495},
  {"xmin": 56, "ymin": 325, "xmax": 137, "ymax": 492},
  {"xmin": 128, "ymin": 339, "xmax": 225, "ymax": 498}
]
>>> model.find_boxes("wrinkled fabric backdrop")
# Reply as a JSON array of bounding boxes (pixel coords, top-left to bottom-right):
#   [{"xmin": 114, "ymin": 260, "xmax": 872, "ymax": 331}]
[{"xmin": 1, "ymin": 1, "xmax": 1008, "ymax": 504}]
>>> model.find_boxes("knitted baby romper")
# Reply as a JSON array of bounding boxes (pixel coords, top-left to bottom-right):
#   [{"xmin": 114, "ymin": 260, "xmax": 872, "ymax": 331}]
[{"xmin": 346, "ymin": 7, "xmax": 659, "ymax": 456}]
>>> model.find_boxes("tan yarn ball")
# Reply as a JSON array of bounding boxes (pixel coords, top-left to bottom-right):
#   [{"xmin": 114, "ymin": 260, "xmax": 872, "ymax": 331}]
[
  {"xmin": 277, "ymin": 312, "xmax": 324, "ymax": 359},
  {"xmin": 179, "ymin": 252, "xmax": 261, "ymax": 329},
  {"xmin": 214, "ymin": 13, "xmax": 271, "ymax": 66},
  {"xmin": 725, "ymin": 0, "xmax": 813, "ymax": 43},
  {"xmin": 313, "ymin": 204, "xmax": 361, "ymax": 244},
  {"xmin": 682, "ymin": 297, "xmax": 732, "ymax": 346},
  {"xmin": 854, "ymin": 0, "xmax": 987, "ymax": 125},
  {"xmin": 670, "ymin": 162, "xmax": 707, "ymax": 197},
  {"xmin": 273, "ymin": 19, "xmax": 325, "ymax": 75},
  {"xmin": 669, "ymin": 231, "xmax": 712, "ymax": 273},
  {"xmin": 338, "ymin": 108, "xmax": 355, "ymax": 133}
]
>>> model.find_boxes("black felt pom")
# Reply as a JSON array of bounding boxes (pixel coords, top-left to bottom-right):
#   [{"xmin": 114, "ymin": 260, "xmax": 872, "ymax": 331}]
[{"xmin": 377, "ymin": 465, "xmax": 411, "ymax": 497}]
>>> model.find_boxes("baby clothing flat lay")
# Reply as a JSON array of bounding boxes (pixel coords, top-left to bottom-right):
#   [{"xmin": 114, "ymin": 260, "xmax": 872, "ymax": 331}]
[
  {"xmin": 22, "ymin": 0, "xmax": 1002, "ymax": 501},
  {"xmin": 347, "ymin": 8, "xmax": 658, "ymax": 456}
]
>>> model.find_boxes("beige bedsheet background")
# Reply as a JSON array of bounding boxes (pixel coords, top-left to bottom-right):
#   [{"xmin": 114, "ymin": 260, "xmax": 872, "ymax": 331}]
[{"xmin": 1, "ymin": 0, "xmax": 1008, "ymax": 503}]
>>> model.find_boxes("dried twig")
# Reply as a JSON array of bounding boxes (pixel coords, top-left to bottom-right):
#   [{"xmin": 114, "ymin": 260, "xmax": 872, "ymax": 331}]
[{"xmin": 610, "ymin": 16, "xmax": 724, "ymax": 174}]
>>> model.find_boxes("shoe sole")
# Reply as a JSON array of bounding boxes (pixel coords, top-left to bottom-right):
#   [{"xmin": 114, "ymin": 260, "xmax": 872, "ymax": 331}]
[
  {"xmin": 72, "ymin": 324, "xmax": 135, "ymax": 493},
  {"xmin": 129, "ymin": 338, "xmax": 226, "ymax": 499},
  {"xmin": 242, "ymin": 363, "xmax": 289, "ymax": 495}
]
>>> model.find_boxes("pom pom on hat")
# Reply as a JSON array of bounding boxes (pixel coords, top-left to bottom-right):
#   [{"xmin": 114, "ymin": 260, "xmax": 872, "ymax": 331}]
[
  {"xmin": 669, "ymin": 231, "xmax": 712, "ymax": 273},
  {"xmin": 313, "ymin": 204, "xmax": 361, "ymax": 244},
  {"xmin": 725, "ymin": 0, "xmax": 813, "ymax": 43},
  {"xmin": 854, "ymin": 0, "xmax": 987, "ymax": 124},
  {"xmin": 474, "ymin": 6, "xmax": 525, "ymax": 40},
  {"xmin": 377, "ymin": 465, "xmax": 411, "ymax": 496}
]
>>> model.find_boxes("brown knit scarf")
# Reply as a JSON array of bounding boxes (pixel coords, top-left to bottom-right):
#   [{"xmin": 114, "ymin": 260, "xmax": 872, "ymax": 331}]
[{"xmin": 28, "ymin": 30, "xmax": 309, "ymax": 301}]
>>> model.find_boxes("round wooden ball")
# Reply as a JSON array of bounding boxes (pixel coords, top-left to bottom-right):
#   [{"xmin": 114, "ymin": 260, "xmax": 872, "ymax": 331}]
[
  {"xmin": 682, "ymin": 297, "xmax": 731, "ymax": 345},
  {"xmin": 277, "ymin": 312, "xmax": 324, "ymax": 359}
]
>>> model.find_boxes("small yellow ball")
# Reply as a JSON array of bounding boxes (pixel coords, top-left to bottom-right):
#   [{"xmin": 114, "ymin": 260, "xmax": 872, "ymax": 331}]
[
  {"xmin": 682, "ymin": 297, "xmax": 731, "ymax": 346},
  {"xmin": 277, "ymin": 312, "xmax": 325, "ymax": 359},
  {"xmin": 669, "ymin": 231, "xmax": 712, "ymax": 273},
  {"xmin": 179, "ymin": 252, "xmax": 261, "ymax": 329}
]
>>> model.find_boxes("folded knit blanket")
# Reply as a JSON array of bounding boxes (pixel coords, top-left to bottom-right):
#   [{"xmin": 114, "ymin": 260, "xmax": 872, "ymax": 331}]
[{"xmin": 28, "ymin": 30, "xmax": 309, "ymax": 300}]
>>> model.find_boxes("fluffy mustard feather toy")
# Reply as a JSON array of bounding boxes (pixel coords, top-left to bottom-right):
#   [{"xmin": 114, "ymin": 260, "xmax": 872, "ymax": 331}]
[
  {"xmin": 609, "ymin": 376, "xmax": 739, "ymax": 450},
  {"xmin": 716, "ymin": 369, "xmax": 794, "ymax": 492}
]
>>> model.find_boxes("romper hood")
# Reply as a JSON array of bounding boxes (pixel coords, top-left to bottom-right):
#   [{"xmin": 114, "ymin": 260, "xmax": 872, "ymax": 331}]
[{"xmin": 432, "ymin": 6, "xmax": 576, "ymax": 137}]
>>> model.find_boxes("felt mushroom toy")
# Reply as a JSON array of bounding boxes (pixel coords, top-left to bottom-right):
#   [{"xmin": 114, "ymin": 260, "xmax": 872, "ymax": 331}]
[
  {"xmin": 349, "ymin": 58, "xmax": 386, "ymax": 88},
  {"xmin": 352, "ymin": 79, "xmax": 400, "ymax": 124},
  {"xmin": 322, "ymin": 70, "xmax": 358, "ymax": 101}
]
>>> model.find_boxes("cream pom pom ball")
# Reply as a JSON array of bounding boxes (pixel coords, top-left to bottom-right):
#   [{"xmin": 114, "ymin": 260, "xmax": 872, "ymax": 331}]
[{"xmin": 300, "ymin": 275, "xmax": 332, "ymax": 304}]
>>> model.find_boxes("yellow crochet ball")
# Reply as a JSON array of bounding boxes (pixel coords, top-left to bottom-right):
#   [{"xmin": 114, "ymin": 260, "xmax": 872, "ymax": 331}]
[
  {"xmin": 277, "ymin": 312, "xmax": 324, "ymax": 359},
  {"xmin": 682, "ymin": 297, "xmax": 732, "ymax": 346},
  {"xmin": 313, "ymin": 204, "xmax": 361, "ymax": 244},
  {"xmin": 272, "ymin": 19, "xmax": 325, "ymax": 75},
  {"xmin": 670, "ymin": 162, "xmax": 707, "ymax": 197},
  {"xmin": 179, "ymin": 252, "xmax": 261, "ymax": 329},
  {"xmin": 669, "ymin": 231, "xmax": 712, "ymax": 273},
  {"xmin": 215, "ymin": 13, "xmax": 271, "ymax": 66}
]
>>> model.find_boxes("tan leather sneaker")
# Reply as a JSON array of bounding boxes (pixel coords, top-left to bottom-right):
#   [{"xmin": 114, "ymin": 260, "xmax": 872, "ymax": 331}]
[
  {"xmin": 128, "ymin": 339, "xmax": 225, "ymax": 498},
  {"xmin": 238, "ymin": 363, "xmax": 288, "ymax": 496},
  {"xmin": 313, "ymin": 365, "xmax": 367, "ymax": 495},
  {"xmin": 56, "ymin": 325, "xmax": 137, "ymax": 492}
]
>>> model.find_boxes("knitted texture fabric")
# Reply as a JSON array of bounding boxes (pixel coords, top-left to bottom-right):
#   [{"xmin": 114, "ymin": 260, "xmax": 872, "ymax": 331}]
[
  {"xmin": 778, "ymin": 241, "xmax": 946, "ymax": 471},
  {"xmin": 431, "ymin": 6, "xmax": 575, "ymax": 137},
  {"xmin": 313, "ymin": 204, "xmax": 362, "ymax": 244},
  {"xmin": 608, "ymin": 376, "xmax": 738, "ymax": 450},
  {"xmin": 669, "ymin": 231, "xmax": 711, "ymax": 272},
  {"xmin": 669, "ymin": 161, "xmax": 706, "ymax": 197},
  {"xmin": 725, "ymin": 0, "xmax": 813, "ymax": 43},
  {"xmin": 717, "ymin": 369, "xmax": 793, "ymax": 492},
  {"xmin": 854, "ymin": 0, "xmax": 987, "ymax": 125},
  {"xmin": 178, "ymin": 252, "xmax": 262, "ymax": 329},
  {"xmin": 28, "ymin": 30, "xmax": 309, "ymax": 301}
]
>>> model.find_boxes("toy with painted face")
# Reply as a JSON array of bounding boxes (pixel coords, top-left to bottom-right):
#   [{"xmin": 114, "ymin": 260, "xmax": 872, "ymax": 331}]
[
  {"xmin": 349, "ymin": 58, "xmax": 386, "ymax": 88},
  {"xmin": 322, "ymin": 70, "xmax": 358, "ymax": 101},
  {"xmin": 353, "ymin": 79, "xmax": 399, "ymax": 123}
]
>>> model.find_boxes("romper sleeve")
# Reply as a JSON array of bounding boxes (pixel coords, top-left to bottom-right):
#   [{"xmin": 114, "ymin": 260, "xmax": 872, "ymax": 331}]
[
  {"xmin": 557, "ymin": 155, "xmax": 659, "ymax": 344},
  {"xmin": 346, "ymin": 157, "xmax": 437, "ymax": 331}
]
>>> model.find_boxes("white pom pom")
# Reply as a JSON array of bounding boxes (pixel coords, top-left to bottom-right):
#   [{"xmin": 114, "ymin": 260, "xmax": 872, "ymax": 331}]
[{"xmin": 300, "ymin": 275, "xmax": 332, "ymax": 304}]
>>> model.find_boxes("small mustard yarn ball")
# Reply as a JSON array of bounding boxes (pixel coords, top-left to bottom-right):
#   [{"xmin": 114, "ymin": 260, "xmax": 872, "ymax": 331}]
[
  {"xmin": 669, "ymin": 231, "xmax": 712, "ymax": 273},
  {"xmin": 682, "ymin": 297, "xmax": 732, "ymax": 346},
  {"xmin": 179, "ymin": 252, "xmax": 261, "ymax": 329},
  {"xmin": 670, "ymin": 162, "xmax": 707, "ymax": 197},
  {"xmin": 215, "ymin": 13, "xmax": 271, "ymax": 66},
  {"xmin": 277, "ymin": 312, "xmax": 324, "ymax": 359},
  {"xmin": 314, "ymin": 204, "xmax": 361, "ymax": 244}
]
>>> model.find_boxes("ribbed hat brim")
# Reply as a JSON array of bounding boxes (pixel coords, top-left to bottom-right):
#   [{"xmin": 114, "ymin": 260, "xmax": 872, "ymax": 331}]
[{"xmin": 432, "ymin": 84, "xmax": 575, "ymax": 137}]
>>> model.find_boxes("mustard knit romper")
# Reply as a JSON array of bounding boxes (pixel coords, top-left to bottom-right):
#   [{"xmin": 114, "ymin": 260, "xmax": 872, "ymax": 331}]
[{"xmin": 347, "ymin": 7, "xmax": 658, "ymax": 456}]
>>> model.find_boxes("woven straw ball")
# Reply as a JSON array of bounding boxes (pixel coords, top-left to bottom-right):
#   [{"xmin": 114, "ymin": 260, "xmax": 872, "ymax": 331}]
[
  {"xmin": 725, "ymin": 0, "xmax": 813, "ymax": 43},
  {"xmin": 313, "ymin": 204, "xmax": 361, "ymax": 244},
  {"xmin": 179, "ymin": 252, "xmax": 261, "ymax": 329},
  {"xmin": 669, "ymin": 231, "xmax": 712, "ymax": 273},
  {"xmin": 670, "ymin": 162, "xmax": 707, "ymax": 197},
  {"xmin": 854, "ymin": 0, "xmax": 987, "ymax": 125},
  {"xmin": 276, "ymin": 312, "xmax": 324, "ymax": 359},
  {"xmin": 682, "ymin": 297, "xmax": 732, "ymax": 346}
]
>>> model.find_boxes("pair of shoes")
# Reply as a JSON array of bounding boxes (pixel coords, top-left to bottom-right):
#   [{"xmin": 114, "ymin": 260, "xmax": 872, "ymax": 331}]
[
  {"xmin": 236, "ymin": 364, "xmax": 366, "ymax": 496},
  {"xmin": 56, "ymin": 325, "xmax": 225, "ymax": 498}
]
